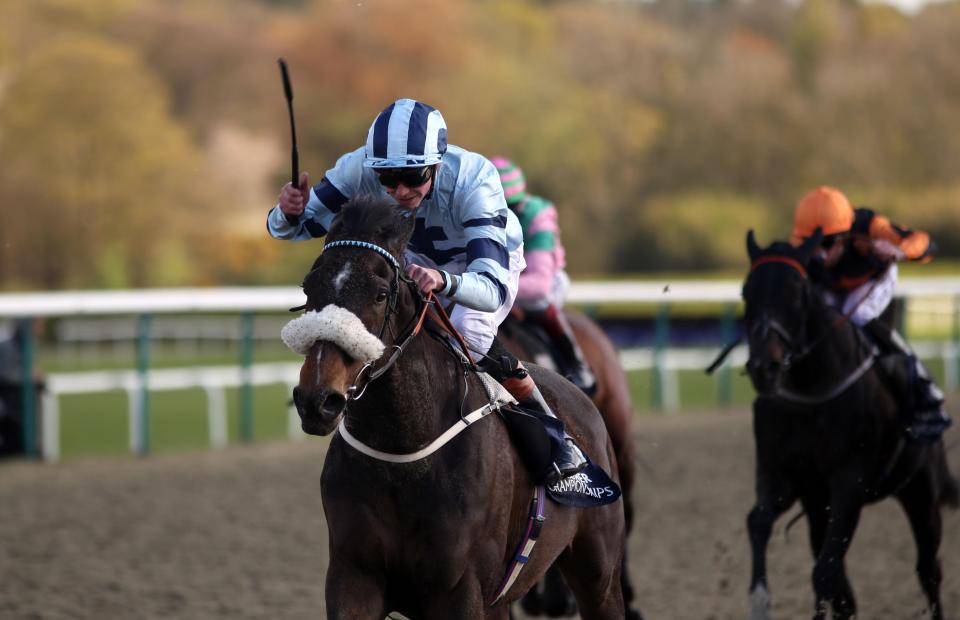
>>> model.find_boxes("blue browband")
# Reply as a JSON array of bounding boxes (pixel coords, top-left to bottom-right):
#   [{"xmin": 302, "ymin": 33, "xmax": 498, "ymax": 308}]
[{"xmin": 323, "ymin": 239, "xmax": 401, "ymax": 272}]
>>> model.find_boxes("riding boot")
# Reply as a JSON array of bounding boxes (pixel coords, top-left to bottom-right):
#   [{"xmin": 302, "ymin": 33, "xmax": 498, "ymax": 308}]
[
  {"xmin": 864, "ymin": 319, "xmax": 952, "ymax": 441},
  {"xmin": 528, "ymin": 304, "xmax": 597, "ymax": 396},
  {"xmin": 484, "ymin": 338, "xmax": 588, "ymax": 485},
  {"xmin": 504, "ymin": 370, "xmax": 588, "ymax": 485}
]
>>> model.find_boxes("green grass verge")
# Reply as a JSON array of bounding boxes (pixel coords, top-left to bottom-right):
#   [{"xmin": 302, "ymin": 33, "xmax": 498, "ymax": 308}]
[{"xmin": 58, "ymin": 383, "xmax": 293, "ymax": 460}]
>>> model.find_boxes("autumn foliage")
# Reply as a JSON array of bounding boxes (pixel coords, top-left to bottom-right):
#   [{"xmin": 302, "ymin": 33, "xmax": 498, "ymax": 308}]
[{"xmin": 2, "ymin": 0, "xmax": 959, "ymax": 290}]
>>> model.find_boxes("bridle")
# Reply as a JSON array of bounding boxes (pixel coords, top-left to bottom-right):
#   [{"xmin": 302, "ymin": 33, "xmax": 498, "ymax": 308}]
[
  {"xmin": 746, "ymin": 256, "xmax": 817, "ymax": 372},
  {"xmin": 315, "ymin": 239, "xmax": 431, "ymax": 401},
  {"xmin": 313, "ymin": 239, "xmax": 474, "ymax": 402},
  {"xmin": 323, "ymin": 240, "xmax": 403, "ymax": 340},
  {"xmin": 746, "ymin": 254, "xmax": 878, "ymax": 404}
]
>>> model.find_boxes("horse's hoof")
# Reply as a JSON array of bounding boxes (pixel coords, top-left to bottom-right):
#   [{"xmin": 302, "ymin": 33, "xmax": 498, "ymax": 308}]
[{"xmin": 749, "ymin": 584, "xmax": 771, "ymax": 620}]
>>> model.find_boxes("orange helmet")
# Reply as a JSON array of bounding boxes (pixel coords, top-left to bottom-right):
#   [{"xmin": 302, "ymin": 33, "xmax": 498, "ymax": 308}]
[{"xmin": 791, "ymin": 186, "xmax": 855, "ymax": 244}]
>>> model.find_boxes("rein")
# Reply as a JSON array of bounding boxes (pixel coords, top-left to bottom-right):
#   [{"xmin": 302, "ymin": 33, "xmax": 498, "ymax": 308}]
[
  {"xmin": 426, "ymin": 295, "xmax": 479, "ymax": 370},
  {"xmin": 765, "ymin": 347, "xmax": 877, "ymax": 405},
  {"xmin": 345, "ymin": 289, "xmax": 431, "ymax": 401}
]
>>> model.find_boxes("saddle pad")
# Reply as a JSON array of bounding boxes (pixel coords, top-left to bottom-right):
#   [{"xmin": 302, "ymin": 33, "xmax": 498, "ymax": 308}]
[
  {"xmin": 499, "ymin": 402, "xmax": 622, "ymax": 508},
  {"xmin": 546, "ymin": 458, "xmax": 622, "ymax": 508}
]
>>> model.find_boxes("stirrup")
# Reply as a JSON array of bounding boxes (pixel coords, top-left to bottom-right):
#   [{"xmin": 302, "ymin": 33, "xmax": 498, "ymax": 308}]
[{"xmin": 545, "ymin": 438, "xmax": 588, "ymax": 485}]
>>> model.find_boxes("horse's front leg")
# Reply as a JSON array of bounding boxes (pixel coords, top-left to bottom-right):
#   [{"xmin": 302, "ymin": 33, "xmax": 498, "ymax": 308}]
[
  {"xmin": 896, "ymin": 463, "xmax": 945, "ymax": 620},
  {"xmin": 419, "ymin": 573, "xmax": 492, "ymax": 620},
  {"xmin": 746, "ymin": 472, "xmax": 795, "ymax": 620},
  {"xmin": 325, "ymin": 557, "xmax": 386, "ymax": 620},
  {"xmin": 811, "ymin": 477, "xmax": 864, "ymax": 620}
]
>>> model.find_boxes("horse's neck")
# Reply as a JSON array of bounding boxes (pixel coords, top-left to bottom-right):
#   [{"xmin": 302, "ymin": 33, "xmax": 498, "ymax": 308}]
[
  {"xmin": 785, "ymin": 298, "xmax": 865, "ymax": 390},
  {"xmin": 341, "ymin": 330, "xmax": 471, "ymax": 455}
]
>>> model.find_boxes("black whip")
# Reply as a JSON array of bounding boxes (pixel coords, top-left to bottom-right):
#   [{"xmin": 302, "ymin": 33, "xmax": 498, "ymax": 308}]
[{"xmin": 277, "ymin": 58, "xmax": 299, "ymax": 187}]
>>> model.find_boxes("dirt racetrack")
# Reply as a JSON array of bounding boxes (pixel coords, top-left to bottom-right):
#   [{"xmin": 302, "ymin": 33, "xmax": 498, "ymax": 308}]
[{"xmin": 1, "ymin": 409, "xmax": 957, "ymax": 620}]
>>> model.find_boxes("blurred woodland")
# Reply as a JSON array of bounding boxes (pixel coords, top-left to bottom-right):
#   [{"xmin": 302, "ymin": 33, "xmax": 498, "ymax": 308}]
[{"xmin": 1, "ymin": 0, "xmax": 959, "ymax": 290}]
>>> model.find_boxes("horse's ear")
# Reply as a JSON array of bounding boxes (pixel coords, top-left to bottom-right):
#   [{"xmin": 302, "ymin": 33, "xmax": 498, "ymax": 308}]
[
  {"xmin": 746, "ymin": 229, "xmax": 761, "ymax": 262},
  {"xmin": 385, "ymin": 208, "xmax": 417, "ymax": 257},
  {"xmin": 797, "ymin": 226, "xmax": 823, "ymax": 263}
]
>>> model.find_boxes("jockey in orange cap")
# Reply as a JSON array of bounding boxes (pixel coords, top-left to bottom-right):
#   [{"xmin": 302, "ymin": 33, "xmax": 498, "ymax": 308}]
[{"xmin": 792, "ymin": 185, "xmax": 950, "ymax": 441}]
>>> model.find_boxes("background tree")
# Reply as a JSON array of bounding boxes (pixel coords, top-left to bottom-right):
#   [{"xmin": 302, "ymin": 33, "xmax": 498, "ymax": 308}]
[
  {"xmin": 1, "ymin": 0, "xmax": 959, "ymax": 290},
  {"xmin": 0, "ymin": 34, "xmax": 209, "ymax": 288}
]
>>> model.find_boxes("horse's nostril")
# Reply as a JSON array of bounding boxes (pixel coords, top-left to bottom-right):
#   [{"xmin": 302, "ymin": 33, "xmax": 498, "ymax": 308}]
[
  {"xmin": 292, "ymin": 386, "xmax": 303, "ymax": 410},
  {"xmin": 321, "ymin": 392, "xmax": 346, "ymax": 416}
]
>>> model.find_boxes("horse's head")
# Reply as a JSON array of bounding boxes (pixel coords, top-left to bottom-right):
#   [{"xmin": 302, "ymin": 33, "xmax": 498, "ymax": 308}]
[
  {"xmin": 742, "ymin": 228, "xmax": 822, "ymax": 395},
  {"xmin": 282, "ymin": 194, "xmax": 417, "ymax": 435}
]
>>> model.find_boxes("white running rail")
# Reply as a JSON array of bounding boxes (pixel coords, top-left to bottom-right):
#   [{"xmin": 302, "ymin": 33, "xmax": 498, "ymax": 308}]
[
  {"xmin": 40, "ymin": 341, "xmax": 957, "ymax": 461},
  {"xmin": 42, "ymin": 362, "xmax": 304, "ymax": 462}
]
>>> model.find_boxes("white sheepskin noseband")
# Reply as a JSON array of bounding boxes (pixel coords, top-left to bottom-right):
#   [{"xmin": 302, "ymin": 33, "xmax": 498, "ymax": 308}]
[{"xmin": 281, "ymin": 304, "xmax": 386, "ymax": 362}]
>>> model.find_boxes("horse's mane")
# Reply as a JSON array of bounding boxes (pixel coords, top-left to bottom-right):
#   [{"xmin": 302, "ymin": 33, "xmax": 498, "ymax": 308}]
[{"xmin": 330, "ymin": 194, "xmax": 411, "ymax": 245}]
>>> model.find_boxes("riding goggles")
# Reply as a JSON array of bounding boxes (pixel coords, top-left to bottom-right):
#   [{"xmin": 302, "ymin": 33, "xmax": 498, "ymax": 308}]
[{"xmin": 375, "ymin": 166, "xmax": 434, "ymax": 189}]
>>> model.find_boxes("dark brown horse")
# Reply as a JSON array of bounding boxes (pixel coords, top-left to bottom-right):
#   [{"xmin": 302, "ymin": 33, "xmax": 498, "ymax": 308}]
[
  {"xmin": 499, "ymin": 310, "xmax": 639, "ymax": 618},
  {"xmin": 743, "ymin": 230, "xmax": 958, "ymax": 620},
  {"xmin": 286, "ymin": 195, "xmax": 627, "ymax": 619}
]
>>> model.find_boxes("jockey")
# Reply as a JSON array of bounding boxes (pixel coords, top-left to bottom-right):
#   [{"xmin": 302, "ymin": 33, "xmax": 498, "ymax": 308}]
[
  {"xmin": 790, "ymin": 185, "xmax": 951, "ymax": 441},
  {"xmin": 491, "ymin": 156, "xmax": 597, "ymax": 396},
  {"xmin": 267, "ymin": 98, "xmax": 586, "ymax": 482}
]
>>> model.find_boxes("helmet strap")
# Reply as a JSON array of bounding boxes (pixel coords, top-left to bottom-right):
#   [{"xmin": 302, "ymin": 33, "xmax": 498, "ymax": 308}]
[{"xmin": 423, "ymin": 164, "xmax": 440, "ymax": 201}]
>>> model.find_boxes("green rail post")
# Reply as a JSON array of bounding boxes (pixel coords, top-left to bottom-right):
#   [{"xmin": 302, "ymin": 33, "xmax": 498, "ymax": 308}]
[
  {"xmin": 18, "ymin": 318, "xmax": 37, "ymax": 459},
  {"xmin": 651, "ymin": 302, "xmax": 670, "ymax": 411},
  {"xmin": 717, "ymin": 302, "xmax": 735, "ymax": 407},
  {"xmin": 136, "ymin": 314, "xmax": 152, "ymax": 456},
  {"xmin": 953, "ymin": 294, "xmax": 960, "ymax": 392},
  {"xmin": 239, "ymin": 311, "xmax": 254, "ymax": 443}
]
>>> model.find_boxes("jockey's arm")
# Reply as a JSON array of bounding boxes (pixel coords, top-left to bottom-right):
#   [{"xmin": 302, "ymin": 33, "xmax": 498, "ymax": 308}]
[
  {"xmin": 516, "ymin": 249, "xmax": 557, "ymax": 303},
  {"xmin": 516, "ymin": 204, "xmax": 560, "ymax": 303},
  {"xmin": 853, "ymin": 208, "xmax": 937, "ymax": 264},
  {"xmin": 843, "ymin": 264, "xmax": 898, "ymax": 327},
  {"xmin": 266, "ymin": 150, "xmax": 361, "ymax": 241},
  {"xmin": 435, "ymin": 172, "xmax": 520, "ymax": 313}
]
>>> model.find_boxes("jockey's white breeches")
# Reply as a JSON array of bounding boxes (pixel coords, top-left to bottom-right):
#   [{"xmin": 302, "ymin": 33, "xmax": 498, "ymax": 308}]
[{"xmin": 822, "ymin": 263, "xmax": 898, "ymax": 327}]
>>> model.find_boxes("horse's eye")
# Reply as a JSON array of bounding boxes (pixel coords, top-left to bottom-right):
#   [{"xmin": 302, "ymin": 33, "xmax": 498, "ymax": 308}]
[{"xmin": 375, "ymin": 290, "xmax": 389, "ymax": 303}]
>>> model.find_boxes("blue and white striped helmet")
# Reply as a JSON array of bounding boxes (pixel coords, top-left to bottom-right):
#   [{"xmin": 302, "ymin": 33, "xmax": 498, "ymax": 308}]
[{"xmin": 363, "ymin": 98, "xmax": 448, "ymax": 168}]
